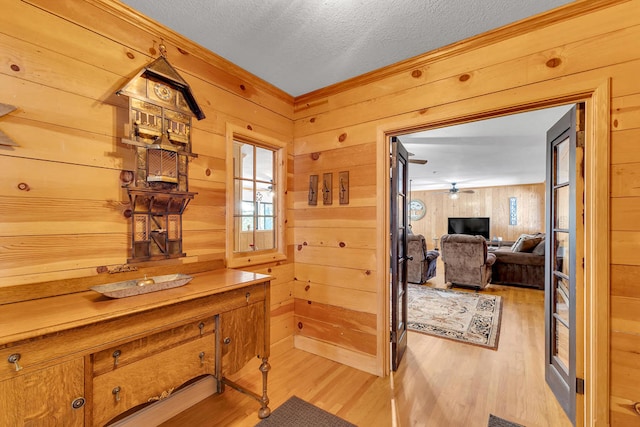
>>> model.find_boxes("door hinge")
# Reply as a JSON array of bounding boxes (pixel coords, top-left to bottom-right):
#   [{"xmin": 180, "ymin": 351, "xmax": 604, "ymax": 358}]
[
  {"xmin": 390, "ymin": 331, "xmax": 396, "ymax": 343},
  {"xmin": 576, "ymin": 377, "xmax": 585, "ymax": 395}
]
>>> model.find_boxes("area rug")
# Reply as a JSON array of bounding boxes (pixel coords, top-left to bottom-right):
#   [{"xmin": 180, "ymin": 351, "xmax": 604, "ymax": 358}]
[
  {"xmin": 255, "ymin": 395, "xmax": 356, "ymax": 427},
  {"xmin": 488, "ymin": 414, "xmax": 525, "ymax": 426},
  {"xmin": 407, "ymin": 284, "xmax": 502, "ymax": 349}
]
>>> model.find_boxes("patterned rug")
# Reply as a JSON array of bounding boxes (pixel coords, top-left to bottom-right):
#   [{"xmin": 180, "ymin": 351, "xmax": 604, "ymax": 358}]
[
  {"xmin": 255, "ymin": 396, "xmax": 356, "ymax": 427},
  {"xmin": 488, "ymin": 414, "xmax": 525, "ymax": 426},
  {"xmin": 407, "ymin": 284, "xmax": 503, "ymax": 349}
]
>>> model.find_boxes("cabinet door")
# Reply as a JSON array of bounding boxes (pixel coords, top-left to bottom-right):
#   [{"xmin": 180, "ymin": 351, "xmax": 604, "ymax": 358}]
[
  {"xmin": 0, "ymin": 358, "xmax": 84, "ymax": 427},
  {"xmin": 220, "ymin": 302, "xmax": 266, "ymax": 376}
]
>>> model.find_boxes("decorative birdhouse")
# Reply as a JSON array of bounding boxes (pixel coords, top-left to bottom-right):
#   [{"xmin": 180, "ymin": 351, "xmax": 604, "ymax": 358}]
[{"xmin": 117, "ymin": 45, "xmax": 205, "ymax": 262}]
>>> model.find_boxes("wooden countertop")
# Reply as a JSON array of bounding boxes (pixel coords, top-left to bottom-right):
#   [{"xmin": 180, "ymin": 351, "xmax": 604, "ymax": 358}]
[{"xmin": 0, "ymin": 269, "xmax": 270, "ymax": 346}]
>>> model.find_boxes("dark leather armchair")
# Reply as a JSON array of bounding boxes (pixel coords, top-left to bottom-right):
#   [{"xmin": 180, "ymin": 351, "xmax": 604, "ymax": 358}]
[
  {"xmin": 407, "ymin": 234, "xmax": 440, "ymax": 284},
  {"xmin": 440, "ymin": 234, "xmax": 496, "ymax": 289}
]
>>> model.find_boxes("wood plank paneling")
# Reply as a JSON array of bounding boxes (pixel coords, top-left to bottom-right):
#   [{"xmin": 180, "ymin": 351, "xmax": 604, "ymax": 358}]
[
  {"xmin": 291, "ymin": 0, "xmax": 638, "ymax": 419},
  {"xmin": 409, "ymin": 183, "xmax": 545, "ymax": 246},
  {"xmin": 0, "ymin": 0, "xmax": 294, "ymax": 353}
]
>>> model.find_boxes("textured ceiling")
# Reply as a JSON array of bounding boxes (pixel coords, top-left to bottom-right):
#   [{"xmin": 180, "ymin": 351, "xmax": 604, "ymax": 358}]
[
  {"xmin": 120, "ymin": 0, "xmax": 573, "ymax": 97},
  {"xmin": 119, "ymin": 0, "xmax": 576, "ymax": 191}
]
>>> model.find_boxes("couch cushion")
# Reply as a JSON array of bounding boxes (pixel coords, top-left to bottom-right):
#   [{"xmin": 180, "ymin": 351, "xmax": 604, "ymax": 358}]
[
  {"xmin": 512, "ymin": 233, "xmax": 544, "ymax": 253},
  {"xmin": 532, "ymin": 239, "xmax": 545, "ymax": 256},
  {"xmin": 493, "ymin": 248, "xmax": 545, "ymax": 266}
]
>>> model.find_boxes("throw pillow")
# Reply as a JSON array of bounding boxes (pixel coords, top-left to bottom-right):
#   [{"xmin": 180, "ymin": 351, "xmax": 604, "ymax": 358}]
[
  {"xmin": 512, "ymin": 234, "xmax": 544, "ymax": 253},
  {"xmin": 532, "ymin": 239, "xmax": 545, "ymax": 256}
]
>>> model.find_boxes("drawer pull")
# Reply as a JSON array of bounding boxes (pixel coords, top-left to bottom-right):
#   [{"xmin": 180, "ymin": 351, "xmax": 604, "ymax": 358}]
[
  {"xmin": 71, "ymin": 397, "xmax": 86, "ymax": 409},
  {"xmin": 112, "ymin": 350, "xmax": 121, "ymax": 367},
  {"xmin": 148, "ymin": 387, "xmax": 174, "ymax": 402},
  {"xmin": 7, "ymin": 353, "xmax": 22, "ymax": 371},
  {"xmin": 112, "ymin": 386, "xmax": 121, "ymax": 402},
  {"xmin": 199, "ymin": 351, "xmax": 205, "ymax": 366},
  {"xmin": 198, "ymin": 322, "xmax": 205, "ymax": 337},
  {"xmin": 223, "ymin": 337, "xmax": 231, "ymax": 345}
]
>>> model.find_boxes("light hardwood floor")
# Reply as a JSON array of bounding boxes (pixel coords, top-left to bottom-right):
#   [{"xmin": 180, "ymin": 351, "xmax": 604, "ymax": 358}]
[{"xmin": 162, "ymin": 268, "xmax": 571, "ymax": 427}]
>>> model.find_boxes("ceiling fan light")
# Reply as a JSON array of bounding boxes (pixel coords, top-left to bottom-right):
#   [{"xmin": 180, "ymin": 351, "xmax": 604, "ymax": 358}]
[{"xmin": 449, "ymin": 192, "xmax": 459, "ymax": 200}]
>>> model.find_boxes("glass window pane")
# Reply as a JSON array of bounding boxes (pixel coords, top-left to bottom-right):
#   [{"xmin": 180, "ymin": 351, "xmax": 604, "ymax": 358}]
[
  {"xmin": 554, "ymin": 232, "xmax": 570, "ymax": 276},
  {"xmin": 555, "ymin": 185, "xmax": 570, "ymax": 230},
  {"xmin": 555, "ymin": 137, "xmax": 570, "ymax": 184},
  {"xmin": 239, "ymin": 142, "xmax": 254, "ymax": 179},
  {"xmin": 554, "ymin": 320, "xmax": 569, "ymax": 372},
  {"xmin": 398, "ymin": 229, "xmax": 405, "ymax": 258},
  {"xmin": 257, "ymin": 230, "xmax": 275, "ymax": 250},
  {"xmin": 255, "ymin": 147, "xmax": 273, "ymax": 183},
  {"xmin": 555, "ymin": 276, "xmax": 570, "ymax": 326},
  {"xmin": 398, "ymin": 162, "xmax": 404, "ymax": 191}
]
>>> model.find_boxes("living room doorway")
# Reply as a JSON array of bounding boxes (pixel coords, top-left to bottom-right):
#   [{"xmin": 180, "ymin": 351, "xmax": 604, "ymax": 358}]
[
  {"xmin": 380, "ymin": 77, "xmax": 610, "ymax": 425},
  {"xmin": 389, "ymin": 104, "xmax": 576, "ymax": 424}
]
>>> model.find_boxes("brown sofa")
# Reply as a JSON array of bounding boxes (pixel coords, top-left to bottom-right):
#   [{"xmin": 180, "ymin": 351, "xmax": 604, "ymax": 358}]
[
  {"xmin": 490, "ymin": 233, "xmax": 545, "ymax": 290},
  {"xmin": 440, "ymin": 234, "xmax": 496, "ymax": 290}
]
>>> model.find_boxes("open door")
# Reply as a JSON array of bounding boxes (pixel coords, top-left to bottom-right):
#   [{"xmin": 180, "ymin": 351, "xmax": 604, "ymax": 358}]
[
  {"xmin": 390, "ymin": 136, "xmax": 410, "ymax": 371},
  {"xmin": 545, "ymin": 104, "xmax": 584, "ymax": 424}
]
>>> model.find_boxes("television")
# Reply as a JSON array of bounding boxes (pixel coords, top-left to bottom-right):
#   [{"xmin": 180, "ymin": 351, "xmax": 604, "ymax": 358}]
[{"xmin": 447, "ymin": 217, "xmax": 490, "ymax": 240}]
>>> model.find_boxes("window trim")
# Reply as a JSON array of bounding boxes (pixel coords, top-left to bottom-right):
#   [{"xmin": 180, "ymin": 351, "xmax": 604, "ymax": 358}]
[{"xmin": 225, "ymin": 123, "xmax": 287, "ymax": 268}]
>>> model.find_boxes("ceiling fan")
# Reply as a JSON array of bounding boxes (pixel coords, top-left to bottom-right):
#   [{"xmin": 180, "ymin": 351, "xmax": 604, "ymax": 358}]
[
  {"xmin": 442, "ymin": 182, "xmax": 474, "ymax": 198},
  {"xmin": 408, "ymin": 153, "xmax": 428, "ymax": 165}
]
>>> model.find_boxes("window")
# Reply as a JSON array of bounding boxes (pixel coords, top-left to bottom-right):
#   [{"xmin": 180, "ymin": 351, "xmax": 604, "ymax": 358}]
[{"xmin": 226, "ymin": 124, "xmax": 286, "ymax": 267}]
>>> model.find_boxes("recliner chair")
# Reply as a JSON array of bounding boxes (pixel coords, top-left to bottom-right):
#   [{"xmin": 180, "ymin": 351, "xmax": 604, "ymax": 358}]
[
  {"xmin": 407, "ymin": 234, "xmax": 440, "ymax": 284},
  {"xmin": 440, "ymin": 234, "xmax": 496, "ymax": 289}
]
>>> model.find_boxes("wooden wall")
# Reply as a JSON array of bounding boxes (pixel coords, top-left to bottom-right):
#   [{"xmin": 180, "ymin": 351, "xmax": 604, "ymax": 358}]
[
  {"xmin": 292, "ymin": 0, "xmax": 640, "ymax": 424},
  {"xmin": 2, "ymin": 0, "xmax": 640, "ymax": 424},
  {"xmin": 0, "ymin": 0, "xmax": 295, "ymax": 349},
  {"xmin": 409, "ymin": 183, "xmax": 545, "ymax": 249}
]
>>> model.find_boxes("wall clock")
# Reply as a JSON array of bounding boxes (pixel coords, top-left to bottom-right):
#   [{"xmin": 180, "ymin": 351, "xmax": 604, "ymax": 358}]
[
  {"xmin": 153, "ymin": 82, "xmax": 173, "ymax": 101},
  {"xmin": 409, "ymin": 199, "xmax": 426, "ymax": 221}
]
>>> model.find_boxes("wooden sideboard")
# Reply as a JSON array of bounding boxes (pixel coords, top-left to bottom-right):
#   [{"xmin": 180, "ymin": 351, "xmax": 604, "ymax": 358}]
[{"xmin": 0, "ymin": 269, "xmax": 271, "ymax": 426}]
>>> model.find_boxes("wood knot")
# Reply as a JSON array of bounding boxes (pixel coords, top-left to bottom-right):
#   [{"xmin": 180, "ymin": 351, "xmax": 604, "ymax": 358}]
[
  {"xmin": 419, "ymin": 108, "xmax": 429, "ymax": 115},
  {"xmin": 546, "ymin": 58, "xmax": 562, "ymax": 68},
  {"xmin": 303, "ymin": 241, "xmax": 308, "ymax": 246},
  {"xmin": 123, "ymin": 209, "xmax": 132, "ymax": 218},
  {"xmin": 297, "ymin": 322, "xmax": 303, "ymax": 329},
  {"xmin": 205, "ymin": 168, "xmax": 211, "ymax": 177},
  {"xmin": 126, "ymin": 52, "xmax": 135, "ymax": 60},
  {"xmin": 411, "ymin": 69, "xmax": 422, "ymax": 78},
  {"xmin": 310, "ymin": 117, "xmax": 316, "ymax": 123},
  {"xmin": 17, "ymin": 182, "xmax": 30, "ymax": 191},
  {"xmin": 613, "ymin": 119, "xmax": 618, "ymax": 128},
  {"xmin": 10, "ymin": 64, "xmax": 20, "ymax": 72},
  {"xmin": 339, "ymin": 242, "xmax": 346, "ymax": 248},
  {"xmin": 304, "ymin": 285, "xmax": 310, "ymax": 291},
  {"xmin": 338, "ymin": 133, "xmax": 347, "ymax": 142},
  {"xmin": 459, "ymin": 73, "xmax": 471, "ymax": 82},
  {"xmin": 149, "ymin": 47, "xmax": 157, "ymax": 56},
  {"xmin": 311, "ymin": 152, "xmax": 320, "ymax": 160},
  {"xmin": 96, "ymin": 266, "xmax": 108, "ymax": 274},
  {"xmin": 240, "ymin": 84, "xmax": 246, "ymax": 91},
  {"xmin": 177, "ymin": 47, "xmax": 189, "ymax": 55},
  {"xmin": 297, "ymin": 244, "xmax": 303, "ymax": 251},
  {"xmin": 267, "ymin": 268, "xmax": 272, "ymax": 273},
  {"xmin": 634, "ymin": 401, "xmax": 640, "ymax": 416},
  {"xmin": 365, "ymin": 270, "xmax": 371, "ymax": 275},
  {"xmin": 246, "ymin": 125, "xmax": 253, "ymax": 130}
]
